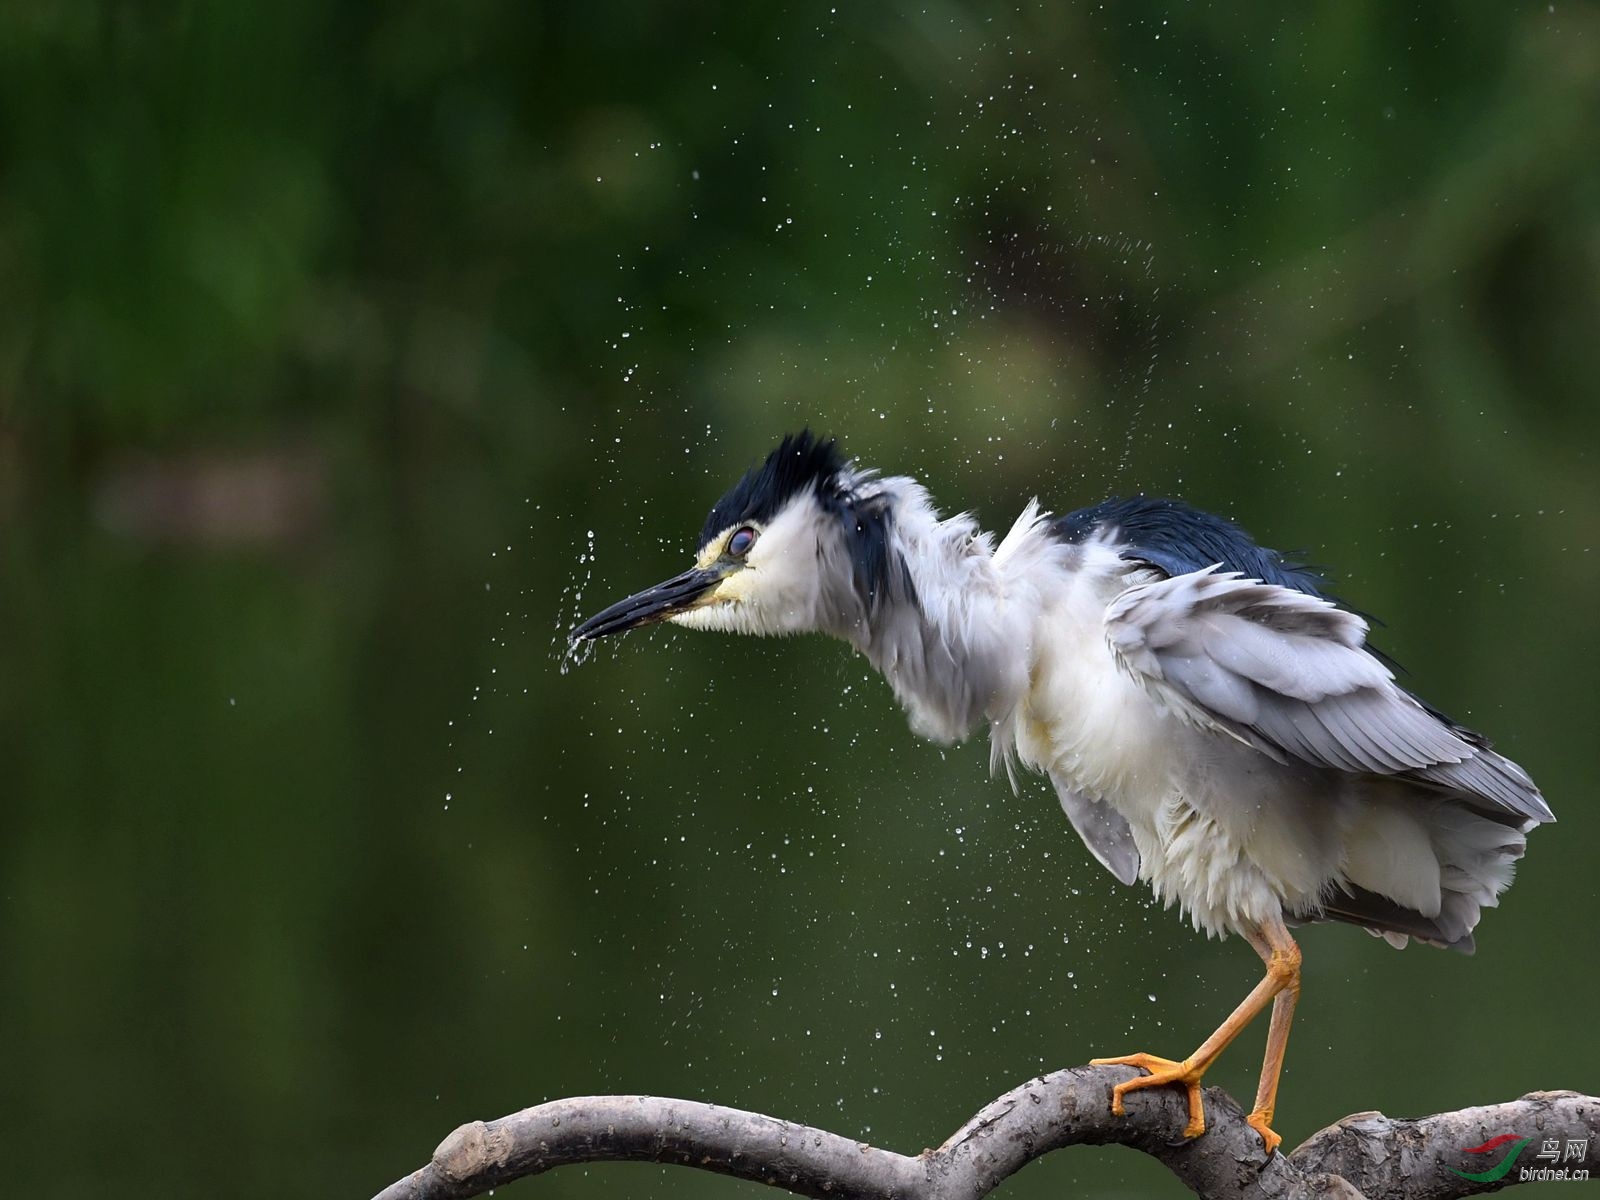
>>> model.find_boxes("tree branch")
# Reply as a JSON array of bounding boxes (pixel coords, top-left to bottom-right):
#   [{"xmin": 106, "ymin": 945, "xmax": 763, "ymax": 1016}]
[{"xmin": 372, "ymin": 1068, "xmax": 1597, "ymax": 1200}]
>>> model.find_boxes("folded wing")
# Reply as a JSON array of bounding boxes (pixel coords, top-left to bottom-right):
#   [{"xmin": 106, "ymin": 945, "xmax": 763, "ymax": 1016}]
[{"xmin": 1104, "ymin": 567, "xmax": 1552, "ymax": 828}]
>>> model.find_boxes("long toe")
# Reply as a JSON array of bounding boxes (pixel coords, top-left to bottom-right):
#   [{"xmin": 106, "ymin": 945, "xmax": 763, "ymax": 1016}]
[
  {"xmin": 1091, "ymin": 1052, "xmax": 1207, "ymax": 1138},
  {"xmin": 1090, "ymin": 1052, "xmax": 1183, "ymax": 1071},
  {"xmin": 1246, "ymin": 1111, "xmax": 1283, "ymax": 1155}
]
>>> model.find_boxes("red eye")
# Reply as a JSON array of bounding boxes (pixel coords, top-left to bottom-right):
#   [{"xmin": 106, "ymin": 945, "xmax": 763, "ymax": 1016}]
[{"xmin": 728, "ymin": 527, "xmax": 757, "ymax": 557}]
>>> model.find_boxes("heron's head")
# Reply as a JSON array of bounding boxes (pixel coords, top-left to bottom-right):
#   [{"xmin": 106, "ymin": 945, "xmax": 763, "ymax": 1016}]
[{"xmin": 572, "ymin": 431, "xmax": 905, "ymax": 644}]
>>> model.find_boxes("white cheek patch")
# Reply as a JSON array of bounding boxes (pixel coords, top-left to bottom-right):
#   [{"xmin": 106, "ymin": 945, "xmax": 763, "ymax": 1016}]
[{"xmin": 665, "ymin": 494, "xmax": 830, "ymax": 637}]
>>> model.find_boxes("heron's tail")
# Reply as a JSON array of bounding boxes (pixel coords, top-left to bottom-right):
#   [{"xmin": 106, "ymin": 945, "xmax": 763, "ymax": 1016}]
[{"xmin": 1307, "ymin": 792, "xmax": 1528, "ymax": 953}]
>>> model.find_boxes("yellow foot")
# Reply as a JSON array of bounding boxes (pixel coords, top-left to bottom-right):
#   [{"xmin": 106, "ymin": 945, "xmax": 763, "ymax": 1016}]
[
  {"xmin": 1246, "ymin": 1111, "xmax": 1282, "ymax": 1155},
  {"xmin": 1090, "ymin": 1052, "xmax": 1207, "ymax": 1139}
]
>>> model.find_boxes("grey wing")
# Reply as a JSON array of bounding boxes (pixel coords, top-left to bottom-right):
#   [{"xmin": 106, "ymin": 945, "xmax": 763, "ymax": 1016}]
[
  {"xmin": 1104, "ymin": 567, "xmax": 1552, "ymax": 827},
  {"xmin": 1050, "ymin": 773, "xmax": 1141, "ymax": 886}
]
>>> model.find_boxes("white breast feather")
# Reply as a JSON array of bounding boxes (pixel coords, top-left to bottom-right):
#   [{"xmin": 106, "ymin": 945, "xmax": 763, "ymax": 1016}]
[{"xmin": 1002, "ymin": 546, "xmax": 1343, "ymax": 936}]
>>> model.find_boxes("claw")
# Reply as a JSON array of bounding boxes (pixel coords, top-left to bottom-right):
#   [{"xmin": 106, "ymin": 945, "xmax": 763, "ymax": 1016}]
[{"xmin": 1091, "ymin": 1052, "xmax": 1207, "ymax": 1138}]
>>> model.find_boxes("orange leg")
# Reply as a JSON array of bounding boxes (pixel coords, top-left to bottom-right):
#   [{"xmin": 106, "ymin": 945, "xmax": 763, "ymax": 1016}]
[
  {"xmin": 1245, "ymin": 922, "xmax": 1301, "ymax": 1154},
  {"xmin": 1092, "ymin": 914, "xmax": 1301, "ymax": 1149}
]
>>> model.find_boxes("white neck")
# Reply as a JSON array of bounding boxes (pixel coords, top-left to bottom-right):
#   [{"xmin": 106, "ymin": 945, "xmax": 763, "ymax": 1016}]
[{"xmin": 833, "ymin": 481, "xmax": 1053, "ymax": 745}]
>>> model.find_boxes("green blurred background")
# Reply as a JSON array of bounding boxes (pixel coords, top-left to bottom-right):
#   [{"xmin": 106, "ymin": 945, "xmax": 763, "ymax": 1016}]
[{"xmin": 3, "ymin": 3, "xmax": 1597, "ymax": 1197}]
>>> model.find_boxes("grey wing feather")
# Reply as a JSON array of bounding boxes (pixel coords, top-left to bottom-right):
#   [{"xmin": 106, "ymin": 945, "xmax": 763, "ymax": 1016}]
[
  {"xmin": 1105, "ymin": 567, "xmax": 1553, "ymax": 826},
  {"xmin": 1050, "ymin": 773, "xmax": 1141, "ymax": 886}
]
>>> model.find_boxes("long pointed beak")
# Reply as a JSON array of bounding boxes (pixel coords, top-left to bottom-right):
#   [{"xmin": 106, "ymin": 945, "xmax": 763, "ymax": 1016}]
[{"xmin": 571, "ymin": 567, "xmax": 723, "ymax": 642}]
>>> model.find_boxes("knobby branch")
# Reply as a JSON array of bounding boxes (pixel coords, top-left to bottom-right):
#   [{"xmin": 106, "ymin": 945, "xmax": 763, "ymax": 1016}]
[{"xmin": 372, "ymin": 1066, "xmax": 1597, "ymax": 1200}]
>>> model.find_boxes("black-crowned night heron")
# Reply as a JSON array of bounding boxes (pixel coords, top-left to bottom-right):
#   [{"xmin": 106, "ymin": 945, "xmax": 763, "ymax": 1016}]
[{"xmin": 571, "ymin": 431, "xmax": 1552, "ymax": 1153}]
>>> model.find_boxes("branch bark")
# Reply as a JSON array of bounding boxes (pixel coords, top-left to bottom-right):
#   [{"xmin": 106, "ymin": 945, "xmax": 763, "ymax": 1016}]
[{"xmin": 372, "ymin": 1068, "xmax": 1596, "ymax": 1200}]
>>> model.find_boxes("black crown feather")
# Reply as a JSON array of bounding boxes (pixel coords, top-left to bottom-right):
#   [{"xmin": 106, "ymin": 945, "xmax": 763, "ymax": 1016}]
[{"xmin": 698, "ymin": 430, "xmax": 847, "ymax": 550}]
